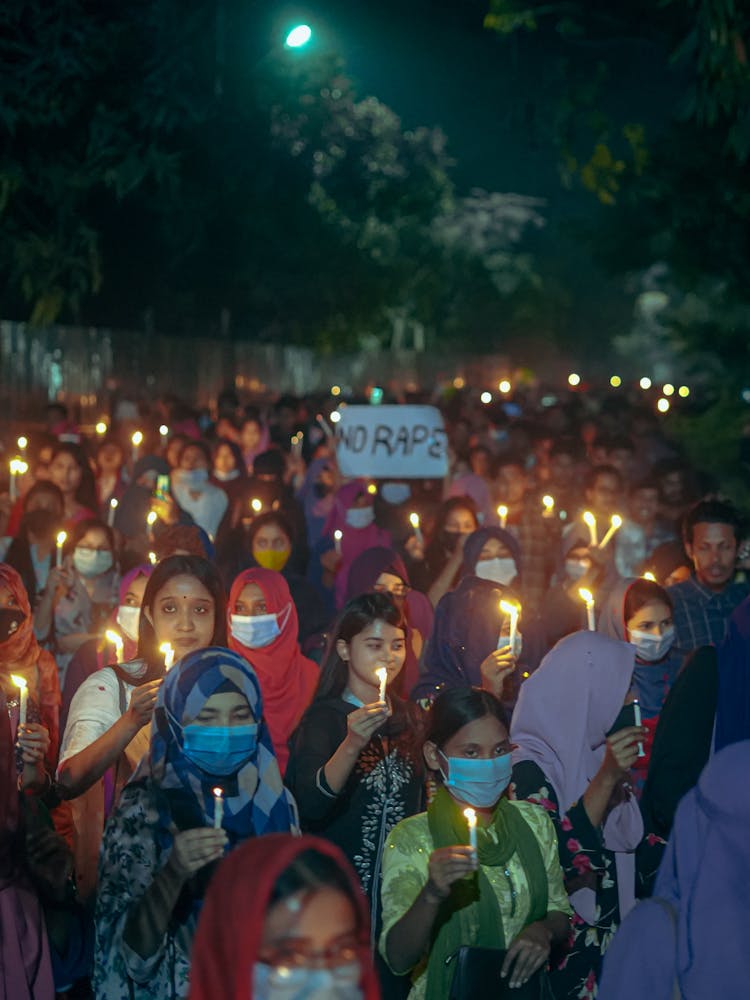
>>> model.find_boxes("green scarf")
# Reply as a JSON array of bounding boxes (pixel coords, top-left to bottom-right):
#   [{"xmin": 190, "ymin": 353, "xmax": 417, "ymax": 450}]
[{"xmin": 424, "ymin": 787, "xmax": 549, "ymax": 1000}]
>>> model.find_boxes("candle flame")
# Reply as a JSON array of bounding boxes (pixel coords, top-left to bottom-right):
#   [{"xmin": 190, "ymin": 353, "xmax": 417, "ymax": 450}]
[
  {"xmin": 642, "ymin": 571, "xmax": 657, "ymax": 582},
  {"xmin": 56, "ymin": 530, "xmax": 67, "ymax": 547},
  {"xmin": 499, "ymin": 599, "xmax": 519, "ymax": 616},
  {"xmin": 582, "ymin": 511, "xmax": 596, "ymax": 528},
  {"xmin": 110, "ymin": 497, "xmax": 119, "ymax": 509},
  {"xmin": 250, "ymin": 498, "xmax": 263, "ymax": 513},
  {"xmin": 10, "ymin": 674, "xmax": 27, "ymax": 691},
  {"xmin": 542, "ymin": 495, "xmax": 555, "ymax": 510},
  {"xmin": 131, "ymin": 431, "xmax": 143, "ymax": 447},
  {"xmin": 159, "ymin": 424, "xmax": 169, "ymax": 436},
  {"xmin": 578, "ymin": 587, "xmax": 594, "ymax": 605},
  {"xmin": 334, "ymin": 529, "xmax": 343, "ymax": 541},
  {"xmin": 159, "ymin": 642, "xmax": 175, "ymax": 670},
  {"xmin": 409, "ymin": 512, "xmax": 420, "ymax": 528},
  {"xmin": 367, "ymin": 483, "xmax": 378, "ymax": 495},
  {"xmin": 17, "ymin": 436, "xmax": 27, "ymax": 450},
  {"xmin": 212, "ymin": 787, "xmax": 223, "ymax": 798},
  {"xmin": 146, "ymin": 510, "xmax": 158, "ymax": 526},
  {"xmin": 148, "ymin": 551, "xmax": 158, "ymax": 565},
  {"xmin": 497, "ymin": 504, "xmax": 508, "ymax": 518},
  {"xmin": 105, "ymin": 629, "xmax": 122, "ymax": 646},
  {"xmin": 463, "ymin": 807, "xmax": 477, "ymax": 827},
  {"xmin": 610, "ymin": 514, "xmax": 623, "ymax": 528},
  {"xmin": 375, "ymin": 667, "xmax": 388, "ymax": 682},
  {"xmin": 95, "ymin": 421, "xmax": 108, "ymax": 435}
]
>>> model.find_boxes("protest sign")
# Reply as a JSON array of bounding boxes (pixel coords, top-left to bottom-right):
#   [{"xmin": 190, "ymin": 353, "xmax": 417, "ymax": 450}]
[{"xmin": 335, "ymin": 405, "xmax": 448, "ymax": 478}]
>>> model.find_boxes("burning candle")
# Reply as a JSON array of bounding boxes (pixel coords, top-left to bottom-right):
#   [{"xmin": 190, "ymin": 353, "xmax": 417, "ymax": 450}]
[
  {"xmin": 56, "ymin": 530, "xmax": 67, "ymax": 567},
  {"xmin": 213, "ymin": 787, "xmax": 224, "ymax": 829},
  {"xmin": 582, "ymin": 511, "xmax": 598, "ymax": 547},
  {"xmin": 633, "ymin": 699, "xmax": 645, "ymax": 758},
  {"xmin": 159, "ymin": 425, "xmax": 169, "ymax": 448},
  {"xmin": 499, "ymin": 600, "xmax": 520, "ymax": 651},
  {"xmin": 105, "ymin": 629, "xmax": 124, "ymax": 663},
  {"xmin": 598, "ymin": 514, "xmax": 623, "ymax": 549},
  {"xmin": 250, "ymin": 498, "xmax": 263, "ymax": 514},
  {"xmin": 148, "ymin": 551, "xmax": 158, "ymax": 566},
  {"xmin": 8, "ymin": 459, "xmax": 19, "ymax": 502},
  {"xmin": 376, "ymin": 667, "xmax": 388, "ymax": 704},
  {"xmin": 316, "ymin": 413, "xmax": 334, "ymax": 439},
  {"xmin": 95, "ymin": 421, "xmax": 108, "ymax": 436},
  {"xmin": 334, "ymin": 529, "xmax": 343, "ymax": 556},
  {"xmin": 10, "ymin": 674, "xmax": 27, "ymax": 726},
  {"xmin": 642, "ymin": 571, "xmax": 657, "ymax": 582},
  {"xmin": 542, "ymin": 495, "xmax": 555, "ymax": 518},
  {"xmin": 131, "ymin": 430, "xmax": 144, "ymax": 463},
  {"xmin": 291, "ymin": 433, "xmax": 304, "ymax": 458},
  {"xmin": 497, "ymin": 504, "xmax": 508, "ymax": 530},
  {"xmin": 108, "ymin": 497, "xmax": 118, "ymax": 527},
  {"xmin": 17, "ymin": 436, "xmax": 28, "ymax": 457},
  {"xmin": 464, "ymin": 807, "xmax": 478, "ymax": 853},
  {"xmin": 409, "ymin": 512, "xmax": 423, "ymax": 546},
  {"xmin": 160, "ymin": 642, "xmax": 175, "ymax": 671},
  {"xmin": 579, "ymin": 588, "xmax": 596, "ymax": 631},
  {"xmin": 146, "ymin": 510, "xmax": 158, "ymax": 532}
]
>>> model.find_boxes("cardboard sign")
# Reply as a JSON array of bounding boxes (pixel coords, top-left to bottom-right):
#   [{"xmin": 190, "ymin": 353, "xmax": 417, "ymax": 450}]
[{"xmin": 335, "ymin": 405, "xmax": 448, "ymax": 479}]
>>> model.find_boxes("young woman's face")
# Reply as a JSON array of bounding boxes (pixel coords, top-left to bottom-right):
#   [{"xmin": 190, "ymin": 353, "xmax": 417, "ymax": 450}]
[
  {"xmin": 252, "ymin": 523, "xmax": 291, "ymax": 557},
  {"xmin": 0, "ymin": 584, "xmax": 19, "ymax": 610},
  {"xmin": 234, "ymin": 582, "xmax": 267, "ymax": 616},
  {"xmin": 444, "ymin": 507, "xmax": 477, "ymax": 535},
  {"xmin": 626, "ymin": 600, "xmax": 673, "ymax": 638},
  {"xmin": 192, "ymin": 691, "xmax": 254, "ymax": 728},
  {"xmin": 424, "ymin": 714, "xmax": 512, "ymax": 771},
  {"xmin": 241, "ymin": 421, "xmax": 262, "ymax": 452},
  {"xmin": 49, "ymin": 452, "xmax": 82, "ymax": 496},
  {"xmin": 214, "ymin": 444, "xmax": 237, "ymax": 476},
  {"xmin": 145, "ymin": 573, "xmax": 216, "ymax": 656},
  {"xmin": 76, "ymin": 526, "xmax": 112, "ymax": 554},
  {"xmin": 259, "ymin": 885, "xmax": 360, "ymax": 974},
  {"xmin": 97, "ymin": 443, "xmax": 124, "ymax": 473},
  {"xmin": 476, "ymin": 538, "xmax": 513, "ymax": 562},
  {"xmin": 180, "ymin": 445, "xmax": 209, "ymax": 471},
  {"xmin": 122, "ymin": 574, "xmax": 149, "ymax": 608},
  {"xmin": 337, "ymin": 619, "xmax": 406, "ymax": 695}
]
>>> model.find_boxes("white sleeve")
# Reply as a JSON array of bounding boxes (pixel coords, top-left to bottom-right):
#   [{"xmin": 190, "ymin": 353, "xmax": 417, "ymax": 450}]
[{"xmin": 57, "ymin": 669, "xmax": 126, "ymax": 773}]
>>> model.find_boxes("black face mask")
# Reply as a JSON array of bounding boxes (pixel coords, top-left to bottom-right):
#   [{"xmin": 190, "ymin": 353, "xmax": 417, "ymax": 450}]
[
  {"xmin": 23, "ymin": 509, "xmax": 59, "ymax": 538},
  {"xmin": 313, "ymin": 481, "xmax": 333, "ymax": 499},
  {"xmin": 441, "ymin": 529, "xmax": 462, "ymax": 553},
  {"xmin": 0, "ymin": 607, "xmax": 26, "ymax": 643}
]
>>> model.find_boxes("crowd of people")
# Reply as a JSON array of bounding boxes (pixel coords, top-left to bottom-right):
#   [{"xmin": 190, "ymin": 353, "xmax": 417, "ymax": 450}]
[{"xmin": 1, "ymin": 383, "xmax": 748, "ymax": 999}]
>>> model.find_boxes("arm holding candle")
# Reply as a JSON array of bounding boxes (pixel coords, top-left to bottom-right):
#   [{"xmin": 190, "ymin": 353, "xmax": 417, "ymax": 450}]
[
  {"xmin": 480, "ymin": 646, "xmax": 517, "ymax": 700},
  {"xmin": 320, "ymin": 703, "xmax": 390, "ymax": 795}
]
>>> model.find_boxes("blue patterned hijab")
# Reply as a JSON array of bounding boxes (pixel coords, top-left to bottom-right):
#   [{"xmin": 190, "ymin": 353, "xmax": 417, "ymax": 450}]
[{"xmin": 137, "ymin": 646, "xmax": 298, "ymax": 844}]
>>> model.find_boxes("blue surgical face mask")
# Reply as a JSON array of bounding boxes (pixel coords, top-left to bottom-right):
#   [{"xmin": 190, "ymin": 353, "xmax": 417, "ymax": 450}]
[
  {"xmin": 439, "ymin": 751, "xmax": 513, "ymax": 808},
  {"xmin": 177, "ymin": 467, "xmax": 209, "ymax": 488},
  {"xmin": 629, "ymin": 626, "xmax": 675, "ymax": 663},
  {"xmin": 213, "ymin": 468, "xmax": 240, "ymax": 482},
  {"xmin": 345, "ymin": 506, "xmax": 375, "ymax": 529},
  {"xmin": 380, "ymin": 482, "xmax": 411, "ymax": 505},
  {"xmin": 230, "ymin": 606, "xmax": 290, "ymax": 649},
  {"xmin": 474, "ymin": 557, "xmax": 517, "ymax": 587},
  {"xmin": 497, "ymin": 632, "xmax": 523, "ymax": 660},
  {"xmin": 253, "ymin": 962, "xmax": 362, "ymax": 1000},
  {"xmin": 73, "ymin": 547, "xmax": 113, "ymax": 578},
  {"xmin": 564, "ymin": 558, "xmax": 590, "ymax": 581},
  {"xmin": 182, "ymin": 723, "xmax": 258, "ymax": 775}
]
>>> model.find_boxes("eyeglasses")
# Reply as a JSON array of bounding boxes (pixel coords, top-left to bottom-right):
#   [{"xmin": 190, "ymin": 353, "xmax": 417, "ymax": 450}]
[{"xmin": 373, "ymin": 583, "xmax": 410, "ymax": 598}]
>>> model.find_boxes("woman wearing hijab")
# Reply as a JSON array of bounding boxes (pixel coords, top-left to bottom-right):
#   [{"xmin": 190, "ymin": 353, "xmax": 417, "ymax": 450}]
[
  {"xmin": 3, "ymin": 481, "xmax": 65, "ymax": 609},
  {"xmin": 318, "ymin": 480, "xmax": 392, "ymax": 612},
  {"xmin": 170, "ymin": 440, "xmax": 228, "ymax": 541},
  {"xmin": 345, "ymin": 546, "xmax": 434, "ymax": 698},
  {"xmin": 510, "ymin": 631, "xmax": 648, "ymax": 999},
  {"xmin": 94, "ymin": 646, "xmax": 299, "ymax": 1000},
  {"xmin": 638, "ymin": 595, "xmax": 750, "ymax": 897},
  {"xmin": 599, "ymin": 740, "xmax": 750, "ymax": 999},
  {"xmin": 114, "ymin": 455, "xmax": 171, "ymax": 544},
  {"xmin": 190, "ymin": 834, "xmax": 380, "ymax": 1000},
  {"xmin": 227, "ymin": 567, "xmax": 318, "ymax": 774},
  {"xmin": 296, "ymin": 456, "xmax": 337, "ymax": 550},
  {"xmin": 409, "ymin": 497, "xmax": 479, "ymax": 608},
  {"xmin": 412, "ymin": 527, "xmax": 522, "ymax": 704}
]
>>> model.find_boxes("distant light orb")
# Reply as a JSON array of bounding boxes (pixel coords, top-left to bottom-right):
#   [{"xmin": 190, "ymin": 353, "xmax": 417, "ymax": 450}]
[
  {"xmin": 330, "ymin": 385, "xmax": 341, "ymax": 397},
  {"xmin": 285, "ymin": 24, "xmax": 312, "ymax": 48},
  {"xmin": 639, "ymin": 377, "xmax": 652, "ymax": 390},
  {"xmin": 330, "ymin": 410, "xmax": 342, "ymax": 424},
  {"xmin": 95, "ymin": 421, "xmax": 107, "ymax": 435},
  {"xmin": 610, "ymin": 375, "xmax": 622, "ymax": 388},
  {"xmin": 480, "ymin": 391, "xmax": 492, "ymax": 404},
  {"xmin": 657, "ymin": 398, "xmax": 670, "ymax": 413},
  {"xmin": 568, "ymin": 373, "xmax": 581, "ymax": 387},
  {"xmin": 678, "ymin": 385, "xmax": 690, "ymax": 398},
  {"xmin": 663, "ymin": 383, "xmax": 675, "ymax": 397},
  {"xmin": 453, "ymin": 376, "xmax": 465, "ymax": 389},
  {"xmin": 498, "ymin": 380, "xmax": 512, "ymax": 394}
]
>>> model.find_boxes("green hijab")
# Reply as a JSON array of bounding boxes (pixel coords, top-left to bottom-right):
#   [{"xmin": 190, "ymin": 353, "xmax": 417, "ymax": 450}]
[{"xmin": 425, "ymin": 786, "xmax": 549, "ymax": 1000}]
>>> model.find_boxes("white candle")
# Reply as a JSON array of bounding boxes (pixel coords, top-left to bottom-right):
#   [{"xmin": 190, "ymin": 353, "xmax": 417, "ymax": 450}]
[
  {"xmin": 10, "ymin": 674, "xmax": 27, "ymax": 726},
  {"xmin": 8, "ymin": 459, "xmax": 18, "ymax": 502},
  {"xmin": 160, "ymin": 642, "xmax": 175, "ymax": 671},
  {"xmin": 409, "ymin": 512, "xmax": 423, "ymax": 546},
  {"xmin": 334, "ymin": 529, "xmax": 343, "ymax": 556},
  {"xmin": 159, "ymin": 425, "xmax": 169, "ymax": 448},
  {"xmin": 105, "ymin": 629, "xmax": 124, "ymax": 663},
  {"xmin": 17, "ymin": 436, "xmax": 28, "ymax": 457},
  {"xmin": 633, "ymin": 699, "xmax": 645, "ymax": 757},
  {"xmin": 642, "ymin": 571, "xmax": 657, "ymax": 582},
  {"xmin": 582, "ymin": 511, "xmax": 598, "ymax": 547},
  {"xmin": 95, "ymin": 421, "xmax": 108, "ymax": 436},
  {"xmin": 250, "ymin": 498, "xmax": 263, "ymax": 515},
  {"xmin": 213, "ymin": 787, "xmax": 224, "ymax": 829},
  {"xmin": 598, "ymin": 514, "xmax": 623, "ymax": 549},
  {"xmin": 131, "ymin": 430, "xmax": 144, "ymax": 464},
  {"xmin": 146, "ymin": 510, "xmax": 158, "ymax": 533},
  {"xmin": 464, "ymin": 807, "xmax": 478, "ymax": 852},
  {"xmin": 579, "ymin": 588, "xmax": 596, "ymax": 631},
  {"xmin": 499, "ymin": 600, "xmax": 520, "ymax": 651},
  {"xmin": 108, "ymin": 497, "xmax": 118, "ymax": 527},
  {"xmin": 291, "ymin": 433, "xmax": 304, "ymax": 458},
  {"xmin": 497, "ymin": 504, "xmax": 508, "ymax": 530},
  {"xmin": 542, "ymin": 494, "xmax": 555, "ymax": 519},
  {"xmin": 376, "ymin": 667, "xmax": 388, "ymax": 704},
  {"xmin": 316, "ymin": 413, "xmax": 334, "ymax": 439},
  {"xmin": 148, "ymin": 551, "xmax": 158, "ymax": 566},
  {"xmin": 56, "ymin": 531, "xmax": 67, "ymax": 567}
]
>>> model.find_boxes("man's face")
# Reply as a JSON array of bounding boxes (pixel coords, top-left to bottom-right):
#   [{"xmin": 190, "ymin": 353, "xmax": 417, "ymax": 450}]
[
  {"xmin": 660, "ymin": 471, "xmax": 684, "ymax": 505},
  {"xmin": 630, "ymin": 487, "xmax": 659, "ymax": 526},
  {"xmin": 549, "ymin": 452, "xmax": 575, "ymax": 488},
  {"xmin": 498, "ymin": 464, "xmax": 527, "ymax": 504},
  {"xmin": 686, "ymin": 522, "xmax": 738, "ymax": 591},
  {"xmin": 585, "ymin": 472, "xmax": 621, "ymax": 518}
]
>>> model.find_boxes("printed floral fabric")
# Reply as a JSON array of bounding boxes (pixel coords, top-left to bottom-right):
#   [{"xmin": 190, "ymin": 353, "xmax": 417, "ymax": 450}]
[{"xmin": 379, "ymin": 801, "xmax": 571, "ymax": 1000}]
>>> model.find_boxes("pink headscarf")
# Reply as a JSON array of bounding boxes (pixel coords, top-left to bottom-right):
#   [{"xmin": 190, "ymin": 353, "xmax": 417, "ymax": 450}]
[
  {"xmin": 511, "ymin": 630, "xmax": 643, "ymax": 921},
  {"xmin": 323, "ymin": 480, "xmax": 392, "ymax": 609}
]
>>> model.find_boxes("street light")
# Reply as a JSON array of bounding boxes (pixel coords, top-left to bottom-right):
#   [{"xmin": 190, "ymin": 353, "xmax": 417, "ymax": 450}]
[{"xmin": 285, "ymin": 24, "xmax": 312, "ymax": 48}]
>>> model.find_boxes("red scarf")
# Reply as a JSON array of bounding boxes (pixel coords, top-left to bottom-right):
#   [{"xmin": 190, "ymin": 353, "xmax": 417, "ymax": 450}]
[
  {"xmin": 0, "ymin": 564, "xmax": 60, "ymax": 764},
  {"xmin": 189, "ymin": 834, "xmax": 380, "ymax": 1000},
  {"xmin": 227, "ymin": 568, "xmax": 318, "ymax": 775}
]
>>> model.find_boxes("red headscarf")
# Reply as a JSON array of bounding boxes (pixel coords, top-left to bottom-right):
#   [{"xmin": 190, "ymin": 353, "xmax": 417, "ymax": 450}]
[
  {"xmin": 227, "ymin": 568, "xmax": 318, "ymax": 775},
  {"xmin": 0, "ymin": 564, "xmax": 60, "ymax": 765},
  {"xmin": 189, "ymin": 833, "xmax": 380, "ymax": 1000}
]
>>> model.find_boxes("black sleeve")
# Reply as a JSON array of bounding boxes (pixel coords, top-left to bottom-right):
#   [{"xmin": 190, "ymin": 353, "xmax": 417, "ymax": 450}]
[{"xmin": 285, "ymin": 704, "xmax": 349, "ymax": 825}]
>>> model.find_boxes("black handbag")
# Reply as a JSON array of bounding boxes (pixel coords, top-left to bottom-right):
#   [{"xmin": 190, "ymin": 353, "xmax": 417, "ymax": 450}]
[{"xmin": 447, "ymin": 946, "xmax": 555, "ymax": 1000}]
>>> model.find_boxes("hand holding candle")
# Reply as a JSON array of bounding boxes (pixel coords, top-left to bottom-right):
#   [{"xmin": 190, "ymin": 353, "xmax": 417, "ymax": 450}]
[
  {"xmin": 56, "ymin": 531, "xmax": 67, "ymax": 567},
  {"xmin": 464, "ymin": 807, "xmax": 478, "ymax": 853},
  {"xmin": 160, "ymin": 642, "xmax": 175, "ymax": 671},
  {"xmin": 582, "ymin": 511, "xmax": 598, "ymax": 547},
  {"xmin": 542, "ymin": 494, "xmax": 555, "ymax": 519},
  {"xmin": 579, "ymin": 588, "xmax": 596, "ymax": 631},
  {"xmin": 213, "ymin": 787, "xmax": 224, "ymax": 829},
  {"xmin": 497, "ymin": 504, "xmax": 508, "ymax": 530},
  {"xmin": 598, "ymin": 514, "xmax": 623, "ymax": 549},
  {"xmin": 105, "ymin": 629, "xmax": 124, "ymax": 663},
  {"xmin": 409, "ymin": 511, "xmax": 423, "ymax": 546},
  {"xmin": 376, "ymin": 667, "xmax": 388, "ymax": 704},
  {"xmin": 498, "ymin": 599, "xmax": 520, "ymax": 651},
  {"xmin": 10, "ymin": 674, "xmax": 28, "ymax": 726}
]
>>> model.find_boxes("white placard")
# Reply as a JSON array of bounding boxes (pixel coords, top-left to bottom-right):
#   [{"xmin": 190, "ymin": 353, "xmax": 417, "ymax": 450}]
[{"xmin": 335, "ymin": 405, "xmax": 448, "ymax": 479}]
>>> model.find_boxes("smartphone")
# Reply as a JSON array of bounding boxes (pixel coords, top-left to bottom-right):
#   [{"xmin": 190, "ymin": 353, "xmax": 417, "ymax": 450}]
[
  {"xmin": 154, "ymin": 474, "xmax": 170, "ymax": 502},
  {"xmin": 606, "ymin": 703, "xmax": 637, "ymax": 737}
]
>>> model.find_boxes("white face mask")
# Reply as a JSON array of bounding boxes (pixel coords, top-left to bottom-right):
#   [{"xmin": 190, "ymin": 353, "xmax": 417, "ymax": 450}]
[
  {"xmin": 73, "ymin": 547, "xmax": 113, "ymax": 578},
  {"xmin": 345, "ymin": 506, "xmax": 375, "ymax": 530},
  {"xmin": 116, "ymin": 604, "xmax": 141, "ymax": 642},
  {"xmin": 213, "ymin": 468, "xmax": 240, "ymax": 482},
  {"xmin": 629, "ymin": 626, "xmax": 675, "ymax": 662},
  {"xmin": 565, "ymin": 559, "xmax": 590, "ymax": 581},
  {"xmin": 230, "ymin": 605, "xmax": 290, "ymax": 649},
  {"xmin": 253, "ymin": 962, "xmax": 362, "ymax": 1000},
  {"xmin": 497, "ymin": 632, "xmax": 523, "ymax": 660},
  {"xmin": 474, "ymin": 557, "xmax": 517, "ymax": 586},
  {"xmin": 380, "ymin": 482, "xmax": 411, "ymax": 505}
]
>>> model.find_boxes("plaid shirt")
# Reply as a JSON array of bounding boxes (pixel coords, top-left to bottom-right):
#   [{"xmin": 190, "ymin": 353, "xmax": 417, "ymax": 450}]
[{"xmin": 668, "ymin": 575, "xmax": 750, "ymax": 651}]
